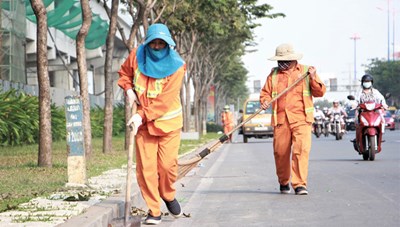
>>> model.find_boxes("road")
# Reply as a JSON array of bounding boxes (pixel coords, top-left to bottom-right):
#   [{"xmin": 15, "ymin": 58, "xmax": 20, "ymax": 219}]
[{"xmin": 156, "ymin": 130, "xmax": 400, "ymax": 227}]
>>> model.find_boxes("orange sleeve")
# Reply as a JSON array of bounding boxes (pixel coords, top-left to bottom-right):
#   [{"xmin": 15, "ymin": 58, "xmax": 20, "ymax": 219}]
[
  {"xmin": 137, "ymin": 65, "xmax": 185, "ymax": 122},
  {"xmin": 260, "ymin": 70, "xmax": 274, "ymax": 104},
  {"xmin": 310, "ymin": 74, "xmax": 326, "ymax": 98},
  {"xmin": 117, "ymin": 48, "xmax": 137, "ymax": 92}
]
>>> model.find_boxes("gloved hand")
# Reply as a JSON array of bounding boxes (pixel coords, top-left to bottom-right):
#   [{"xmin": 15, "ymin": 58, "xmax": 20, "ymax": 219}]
[
  {"xmin": 126, "ymin": 89, "xmax": 140, "ymax": 107},
  {"xmin": 127, "ymin": 113, "xmax": 142, "ymax": 135}
]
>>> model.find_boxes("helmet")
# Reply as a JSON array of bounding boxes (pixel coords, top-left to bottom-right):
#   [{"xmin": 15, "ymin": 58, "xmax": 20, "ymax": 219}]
[
  {"xmin": 361, "ymin": 74, "xmax": 373, "ymax": 84},
  {"xmin": 224, "ymin": 105, "xmax": 229, "ymax": 110},
  {"xmin": 315, "ymin": 105, "xmax": 320, "ymax": 110},
  {"xmin": 333, "ymin": 100, "xmax": 339, "ymax": 104},
  {"xmin": 323, "ymin": 107, "xmax": 328, "ymax": 111}
]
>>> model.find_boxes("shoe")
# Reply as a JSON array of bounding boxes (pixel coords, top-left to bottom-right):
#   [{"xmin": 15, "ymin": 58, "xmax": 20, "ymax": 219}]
[
  {"xmin": 143, "ymin": 213, "xmax": 161, "ymax": 225},
  {"xmin": 280, "ymin": 184, "xmax": 291, "ymax": 194},
  {"xmin": 295, "ymin": 186, "xmax": 308, "ymax": 195},
  {"xmin": 164, "ymin": 198, "xmax": 182, "ymax": 218}
]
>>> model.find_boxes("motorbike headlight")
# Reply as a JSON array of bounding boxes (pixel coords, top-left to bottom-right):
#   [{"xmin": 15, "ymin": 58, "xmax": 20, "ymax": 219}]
[
  {"xmin": 389, "ymin": 118, "xmax": 394, "ymax": 123},
  {"xmin": 373, "ymin": 117, "xmax": 381, "ymax": 126},
  {"xmin": 360, "ymin": 115, "xmax": 369, "ymax": 126},
  {"xmin": 365, "ymin": 103, "xmax": 375, "ymax": 111}
]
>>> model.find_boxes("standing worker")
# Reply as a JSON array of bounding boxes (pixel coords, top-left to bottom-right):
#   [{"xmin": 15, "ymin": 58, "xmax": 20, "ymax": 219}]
[
  {"xmin": 260, "ymin": 43, "xmax": 326, "ymax": 195},
  {"xmin": 118, "ymin": 23, "xmax": 185, "ymax": 225},
  {"xmin": 221, "ymin": 105, "xmax": 234, "ymax": 143}
]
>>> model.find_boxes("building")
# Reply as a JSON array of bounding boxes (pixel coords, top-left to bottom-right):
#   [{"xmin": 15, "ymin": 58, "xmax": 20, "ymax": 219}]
[{"xmin": 0, "ymin": 0, "xmax": 132, "ymax": 107}]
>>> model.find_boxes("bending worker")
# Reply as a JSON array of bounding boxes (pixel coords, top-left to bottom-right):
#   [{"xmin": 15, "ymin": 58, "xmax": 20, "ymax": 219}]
[
  {"xmin": 260, "ymin": 43, "xmax": 326, "ymax": 195},
  {"xmin": 118, "ymin": 23, "xmax": 185, "ymax": 225}
]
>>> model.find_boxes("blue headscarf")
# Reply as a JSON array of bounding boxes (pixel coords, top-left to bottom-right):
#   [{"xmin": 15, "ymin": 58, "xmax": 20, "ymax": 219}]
[{"xmin": 136, "ymin": 24, "xmax": 184, "ymax": 79}]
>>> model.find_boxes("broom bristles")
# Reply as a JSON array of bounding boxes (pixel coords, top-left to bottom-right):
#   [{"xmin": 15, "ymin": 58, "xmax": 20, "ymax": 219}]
[{"xmin": 177, "ymin": 141, "xmax": 223, "ymax": 180}]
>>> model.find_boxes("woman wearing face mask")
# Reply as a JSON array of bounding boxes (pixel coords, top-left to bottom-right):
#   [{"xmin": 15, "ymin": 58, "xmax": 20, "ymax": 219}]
[
  {"xmin": 118, "ymin": 23, "xmax": 185, "ymax": 225},
  {"xmin": 355, "ymin": 74, "xmax": 387, "ymax": 107},
  {"xmin": 353, "ymin": 74, "xmax": 388, "ymax": 134}
]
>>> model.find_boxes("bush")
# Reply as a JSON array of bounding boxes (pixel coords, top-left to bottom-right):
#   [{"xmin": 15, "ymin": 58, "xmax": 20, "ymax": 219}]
[
  {"xmin": 90, "ymin": 104, "xmax": 126, "ymax": 137},
  {"xmin": 206, "ymin": 122, "xmax": 223, "ymax": 132},
  {"xmin": 0, "ymin": 89, "xmax": 126, "ymax": 146}
]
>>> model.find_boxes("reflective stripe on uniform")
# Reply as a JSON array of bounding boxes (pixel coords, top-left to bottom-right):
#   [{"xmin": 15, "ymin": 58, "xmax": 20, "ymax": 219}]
[{"xmin": 156, "ymin": 107, "xmax": 182, "ymax": 121}]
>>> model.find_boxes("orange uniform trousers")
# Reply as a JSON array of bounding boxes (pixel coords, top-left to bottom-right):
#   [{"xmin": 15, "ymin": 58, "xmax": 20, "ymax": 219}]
[
  {"xmin": 273, "ymin": 116, "xmax": 312, "ymax": 189},
  {"xmin": 135, "ymin": 127, "xmax": 180, "ymax": 217}
]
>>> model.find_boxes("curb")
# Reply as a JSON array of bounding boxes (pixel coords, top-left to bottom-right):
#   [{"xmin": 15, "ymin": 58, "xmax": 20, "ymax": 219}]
[{"xmin": 58, "ymin": 182, "xmax": 144, "ymax": 227}]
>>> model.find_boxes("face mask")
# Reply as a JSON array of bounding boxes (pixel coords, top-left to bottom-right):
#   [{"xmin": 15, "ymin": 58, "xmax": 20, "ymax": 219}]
[
  {"xmin": 278, "ymin": 61, "xmax": 293, "ymax": 71},
  {"xmin": 148, "ymin": 47, "xmax": 169, "ymax": 61},
  {"xmin": 362, "ymin": 82, "xmax": 372, "ymax": 89}
]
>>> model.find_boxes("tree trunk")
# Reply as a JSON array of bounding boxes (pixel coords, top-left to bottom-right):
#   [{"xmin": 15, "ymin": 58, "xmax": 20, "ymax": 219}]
[
  {"xmin": 77, "ymin": 0, "xmax": 92, "ymax": 159},
  {"xmin": 122, "ymin": 0, "xmax": 151, "ymax": 150},
  {"xmin": 30, "ymin": 0, "xmax": 52, "ymax": 167},
  {"xmin": 102, "ymin": 0, "xmax": 119, "ymax": 153}
]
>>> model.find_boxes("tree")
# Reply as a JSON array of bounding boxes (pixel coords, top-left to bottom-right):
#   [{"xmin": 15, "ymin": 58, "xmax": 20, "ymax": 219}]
[
  {"xmin": 102, "ymin": 0, "xmax": 119, "ymax": 153},
  {"xmin": 77, "ymin": 0, "xmax": 93, "ymax": 158},
  {"xmin": 30, "ymin": 0, "xmax": 52, "ymax": 167},
  {"xmin": 118, "ymin": 0, "xmax": 156, "ymax": 150},
  {"xmin": 365, "ymin": 59, "xmax": 400, "ymax": 106},
  {"xmin": 153, "ymin": 0, "xmax": 284, "ymax": 133}
]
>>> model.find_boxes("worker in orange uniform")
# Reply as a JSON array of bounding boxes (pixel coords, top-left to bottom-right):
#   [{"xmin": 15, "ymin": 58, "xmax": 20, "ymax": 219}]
[
  {"xmin": 118, "ymin": 23, "xmax": 185, "ymax": 225},
  {"xmin": 221, "ymin": 105, "xmax": 234, "ymax": 143},
  {"xmin": 260, "ymin": 43, "xmax": 326, "ymax": 195}
]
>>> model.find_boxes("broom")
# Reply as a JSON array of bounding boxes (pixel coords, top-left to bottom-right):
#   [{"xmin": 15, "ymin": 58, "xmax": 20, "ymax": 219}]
[{"xmin": 177, "ymin": 71, "xmax": 310, "ymax": 180}]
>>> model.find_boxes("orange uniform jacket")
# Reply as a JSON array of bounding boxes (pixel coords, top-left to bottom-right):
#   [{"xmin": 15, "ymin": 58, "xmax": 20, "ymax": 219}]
[
  {"xmin": 118, "ymin": 48, "xmax": 186, "ymax": 136},
  {"xmin": 260, "ymin": 64, "xmax": 326, "ymax": 125},
  {"xmin": 221, "ymin": 111, "xmax": 234, "ymax": 127}
]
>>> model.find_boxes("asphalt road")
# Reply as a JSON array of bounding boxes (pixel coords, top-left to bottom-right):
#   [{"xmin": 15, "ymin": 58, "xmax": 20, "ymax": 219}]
[{"xmin": 156, "ymin": 130, "xmax": 400, "ymax": 227}]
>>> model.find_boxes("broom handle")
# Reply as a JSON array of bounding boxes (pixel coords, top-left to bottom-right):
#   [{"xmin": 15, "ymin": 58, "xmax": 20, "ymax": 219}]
[
  {"xmin": 226, "ymin": 71, "xmax": 310, "ymax": 136},
  {"xmin": 183, "ymin": 71, "xmax": 310, "ymax": 164},
  {"xmin": 125, "ymin": 102, "xmax": 137, "ymax": 226}
]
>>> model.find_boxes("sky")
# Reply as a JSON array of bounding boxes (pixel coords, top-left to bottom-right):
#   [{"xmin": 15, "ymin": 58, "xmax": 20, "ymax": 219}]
[{"xmin": 242, "ymin": 0, "xmax": 400, "ymax": 94}]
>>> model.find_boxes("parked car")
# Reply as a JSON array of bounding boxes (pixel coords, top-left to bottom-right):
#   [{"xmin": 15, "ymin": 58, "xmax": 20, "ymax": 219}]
[{"xmin": 384, "ymin": 111, "xmax": 396, "ymax": 131}]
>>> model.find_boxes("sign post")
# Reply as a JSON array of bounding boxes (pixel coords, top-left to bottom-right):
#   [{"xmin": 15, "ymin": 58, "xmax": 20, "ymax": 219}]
[{"xmin": 65, "ymin": 96, "xmax": 87, "ymax": 187}]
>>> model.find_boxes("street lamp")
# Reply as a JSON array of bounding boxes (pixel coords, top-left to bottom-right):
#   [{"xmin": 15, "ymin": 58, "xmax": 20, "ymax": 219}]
[
  {"xmin": 377, "ymin": 0, "xmax": 396, "ymax": 61},
  {"xmin": 350, "ymin": 34, "xmax": 360, "ymax": 82}
]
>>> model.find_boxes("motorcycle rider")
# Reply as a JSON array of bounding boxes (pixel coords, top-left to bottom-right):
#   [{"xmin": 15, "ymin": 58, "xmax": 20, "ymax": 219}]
[
  {"xmin": 322, "ymin": 107, "xmax": 330, "ymax": 132},
  {"xmin": 353, "ymin": 74, "xmax": 388, "ymax": 134},
  {"xmin": 328, "ymin": 100, "xmax": 347, "ymax": 133},
  {"xmin": 313, "ymin": 106, "xmax": 325, "ymax": 134}
]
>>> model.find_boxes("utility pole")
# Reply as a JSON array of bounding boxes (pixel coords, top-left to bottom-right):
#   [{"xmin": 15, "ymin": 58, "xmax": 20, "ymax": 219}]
[{"xmin": 350, "ymin": 34, "xmax": 360, "ymax": 82}]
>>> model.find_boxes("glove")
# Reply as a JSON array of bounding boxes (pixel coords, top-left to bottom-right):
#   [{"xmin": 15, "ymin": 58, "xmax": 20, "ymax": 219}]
[
  {"xmin": 126, "ymin": 89, "xmax": 140, "ymax": 107},
  {"xmin": 127, "ymin": 113, "xmax": 142, "ymax": 135}
]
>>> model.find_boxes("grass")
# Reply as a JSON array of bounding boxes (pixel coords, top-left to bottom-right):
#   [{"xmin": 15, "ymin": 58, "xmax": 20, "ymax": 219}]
[{"xmin": 0, "ymin": 133, "xmax": 219, "ymax": 212}]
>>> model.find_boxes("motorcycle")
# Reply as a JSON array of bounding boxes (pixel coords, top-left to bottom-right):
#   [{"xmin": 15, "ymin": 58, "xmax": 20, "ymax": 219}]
[
  {"xmin": 323, "ymin": 116, "xmax": 330, "ymax": 137},
  {"xmin": 313, "ymin": 115, "xmax": 324, "ymax": 138},
  {"xmin": 348, "ymin": 95, "xmax": 384, "ymax": 161},
  {"xmin": 330, "ymin": 112, "xmax": 344, "ymax": 140}
]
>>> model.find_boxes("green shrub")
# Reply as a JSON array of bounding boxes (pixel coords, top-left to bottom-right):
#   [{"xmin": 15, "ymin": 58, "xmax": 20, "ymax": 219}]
[
  {"xmin": 206, "ymin": 122, "xmax": 223, "ymax": 132},
  {"xmin": 90, "ymin": 104, "xmax": 126, "ymax": 137},
  {"xmin": 0, "ymin": 89, "xmax": 39, "ymax": 146},
  {"xmin": 0, "ymin": 89, "xmax": 127, "ymax": 146}
]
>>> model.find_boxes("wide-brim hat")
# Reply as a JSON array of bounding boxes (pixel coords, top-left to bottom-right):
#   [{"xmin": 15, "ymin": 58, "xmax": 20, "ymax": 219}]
[
  {"xmin": 269, "ymin": 43, "xmax": 303, "ymax": 61},
  {"xmin": 143, "ymin": 23, "xmax": 176, "ymax": 46}
]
